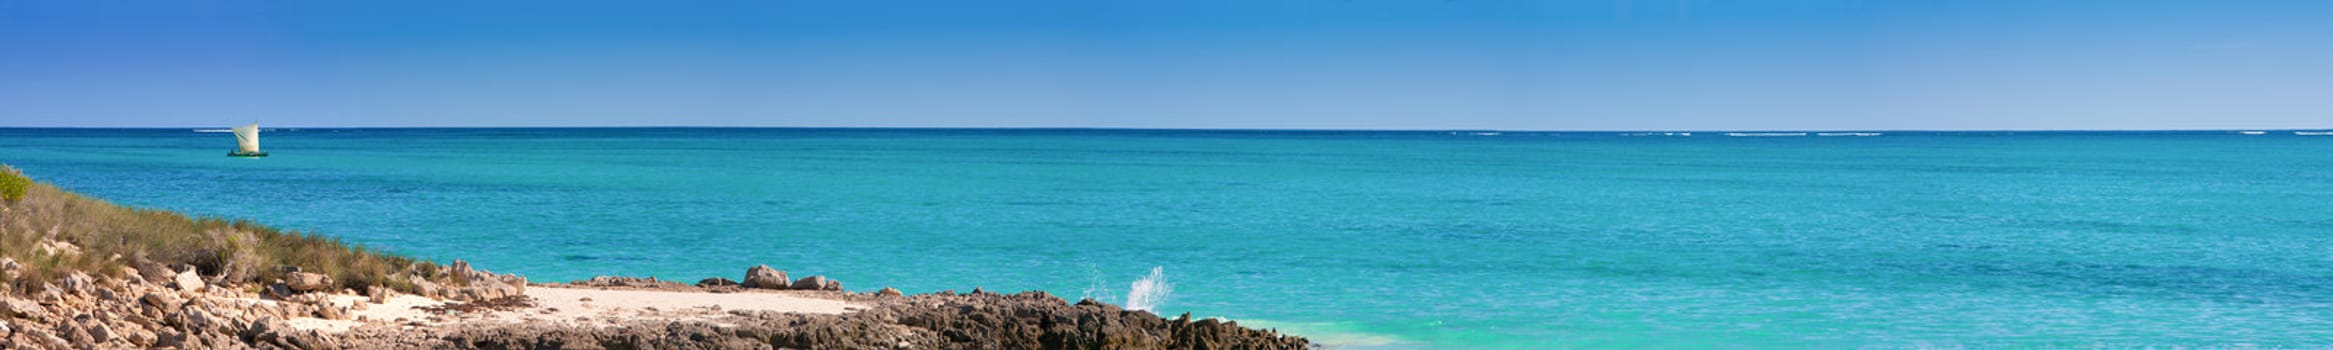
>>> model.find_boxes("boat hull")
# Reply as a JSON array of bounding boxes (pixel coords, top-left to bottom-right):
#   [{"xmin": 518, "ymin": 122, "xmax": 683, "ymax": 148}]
[{"xmin": 227, "ymin": 151, "xmax": 269, "ymax": 157}]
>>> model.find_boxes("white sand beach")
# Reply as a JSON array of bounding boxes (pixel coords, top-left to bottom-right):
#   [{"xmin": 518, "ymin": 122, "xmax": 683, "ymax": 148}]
[{"xmin": 288, "ymin": 286, "xmax": 864, "ymax": 333}]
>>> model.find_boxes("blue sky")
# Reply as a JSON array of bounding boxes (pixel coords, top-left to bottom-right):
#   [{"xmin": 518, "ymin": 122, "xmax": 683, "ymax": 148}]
[{"xmin": 1, "ymin": 0, "xmax": 2328, "ymax": 130}]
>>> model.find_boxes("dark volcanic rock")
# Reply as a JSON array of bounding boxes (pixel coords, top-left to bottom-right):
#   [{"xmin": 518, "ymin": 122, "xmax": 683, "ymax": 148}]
[
  {"xmin": 695, "ymin": 277, "xmax": 739, "ymax": 287},
  {"xmin": 569, "ymin": 275, "xmax": 686, "ymax": 289},
  {"xmin": 334, "ymin": 288, "xmax": 1311, "ymax": 350}
]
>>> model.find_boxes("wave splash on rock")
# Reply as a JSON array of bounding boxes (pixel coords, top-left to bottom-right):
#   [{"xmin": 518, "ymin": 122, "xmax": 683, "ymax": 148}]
[{"xmin": 1126, "ymin": 266, "xmax": 1173, "ymax": 312}]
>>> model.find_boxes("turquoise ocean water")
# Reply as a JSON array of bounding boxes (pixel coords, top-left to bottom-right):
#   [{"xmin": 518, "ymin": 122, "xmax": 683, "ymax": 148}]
[{"xmin": 4, "ymin": 128, "xmax": 2333, "ymax": 348}]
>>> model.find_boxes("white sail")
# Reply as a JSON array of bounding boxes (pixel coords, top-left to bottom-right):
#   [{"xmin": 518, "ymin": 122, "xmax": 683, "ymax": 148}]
[{"xmin": 232, "ymin": 123, "xmax": 261, "ymax": 153}]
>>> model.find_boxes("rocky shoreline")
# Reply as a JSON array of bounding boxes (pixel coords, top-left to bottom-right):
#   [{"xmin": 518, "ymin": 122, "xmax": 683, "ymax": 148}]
[
  {"xmin": 0, "ymin": 166, "xmax": 1310, "ymax": 349},
  {"xmin": 1, "ymin": 260, "xmax": 1312, "ymax": 349}
]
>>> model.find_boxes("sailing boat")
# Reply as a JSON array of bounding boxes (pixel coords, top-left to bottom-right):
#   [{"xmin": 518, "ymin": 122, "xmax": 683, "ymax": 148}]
[{"xmin": 227, "ymin": 123, "xmax": 268, "ymax": 157}]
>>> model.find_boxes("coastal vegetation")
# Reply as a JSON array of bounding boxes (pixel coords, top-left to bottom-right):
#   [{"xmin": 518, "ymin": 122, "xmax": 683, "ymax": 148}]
[
  {"xmin": 0, "ymin": 164, "xmax": 1310, "ymax": 349},
  {"xmin": 0, "ymin": 165, "xmax": 452, "ymax": 296},
  {"xmin": 0, "ymin": 167, "xmax": 26, "ymax": 202}
]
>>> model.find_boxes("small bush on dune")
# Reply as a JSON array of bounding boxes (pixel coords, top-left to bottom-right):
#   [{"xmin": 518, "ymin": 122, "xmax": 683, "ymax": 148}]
[
  {"xmin": 1, "ymin": 164, "xmax": 453, "ymax": 295},
  {"xmin": 0, "ymin": 167, "xmax": 27, "ymax": 202}
]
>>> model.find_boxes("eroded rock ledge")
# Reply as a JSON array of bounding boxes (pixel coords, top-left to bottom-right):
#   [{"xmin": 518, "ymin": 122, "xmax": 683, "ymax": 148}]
[{"xmin": 337, "ymin": 288, "xmax": 1310, "ymax": 350}]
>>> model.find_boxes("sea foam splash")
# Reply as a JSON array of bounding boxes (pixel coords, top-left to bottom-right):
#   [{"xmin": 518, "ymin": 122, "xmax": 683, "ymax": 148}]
[
  {"xmin": 1125, "ymin": 266, "xmax": 1173, "ymax": 312},
  {"xmin": 1080, "ymin": 264, "xmax": 1117, "ymax": 303}
]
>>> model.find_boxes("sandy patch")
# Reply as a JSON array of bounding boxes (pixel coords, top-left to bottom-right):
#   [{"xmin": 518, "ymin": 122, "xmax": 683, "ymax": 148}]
[
  {"xmin": 288, "ymin": 287, "xmax": 863, "ymax": 333},
  {"xmin": 287, "ymin": 294, "xmax": 430, "ymax": 333}
]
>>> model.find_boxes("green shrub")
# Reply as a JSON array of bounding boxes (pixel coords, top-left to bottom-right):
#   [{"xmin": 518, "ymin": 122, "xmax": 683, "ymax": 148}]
[{"xmin": 0, "ymin": 166, "xmax": 26, "ymax": 202}]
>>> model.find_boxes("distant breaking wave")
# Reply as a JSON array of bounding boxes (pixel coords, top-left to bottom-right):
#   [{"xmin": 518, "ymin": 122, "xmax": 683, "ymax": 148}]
[
  {"xmin": 1817, "ymin": 132, "xmax": 1883, "ymax": 137},
  {"xmin": 1726, "ymin": 132, "xmax": 1807, "ymax": 137},
  {"xmin": 192, "ymin": 129, "xmax": 233, "ymax": 133},
  {"xmin": 2298, "ymin": 131, "xmax": 2333, "ymax": 136}
]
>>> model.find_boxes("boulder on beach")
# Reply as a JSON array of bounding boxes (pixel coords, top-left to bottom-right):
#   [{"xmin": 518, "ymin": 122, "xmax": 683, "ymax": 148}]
[
  {"xmin": 791, "ymin": 276, "xmax": 840, "ymax": 291},
  {"xmin": 367, "ymin": 286, "xmax": 395, "ymax": 304},
  {"xmin": 284, "ymin": 272, "xmax": 333, "ymax": 293},
  {"xmin": 171, "ymin": 269, "xmax": 205, "ymax": 293},
  {"xmin": 407, "ymin": 275, "xmax": 443, "ymax": 299},
  {"xmin": 743, "ymin": 265, "xmax": 788, "ymax": 289},
  {"xmin": 877, "ymin": 287, "xmax": 902, "ymax": 297},
  {"xmin": 435, "ymin": 260, "xmax": 528, "ymax": 301}
]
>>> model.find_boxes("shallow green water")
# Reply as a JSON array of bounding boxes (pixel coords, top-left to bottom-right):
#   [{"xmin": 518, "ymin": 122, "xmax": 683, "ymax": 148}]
[{"xmin": 5, "ymin": 128, "xmax": 2332, "ymax": 348}]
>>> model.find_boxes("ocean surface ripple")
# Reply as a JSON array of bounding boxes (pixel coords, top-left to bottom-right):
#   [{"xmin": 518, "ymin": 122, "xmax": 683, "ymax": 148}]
[{"xmin": 4, "ymin": 128, "xmax": 2332, "ymax": 348}]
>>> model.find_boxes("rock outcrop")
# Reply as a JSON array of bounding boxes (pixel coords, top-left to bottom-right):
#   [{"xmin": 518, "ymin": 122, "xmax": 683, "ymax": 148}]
[
  {"xmin": 332, "ymin": 286, "xmax": 1310, "ymax": 350},
  {"xmin": 433, "ymin": 260, "xmax": 527, "ymax": 302},
  {"xmin": 0, "ymin": 265, "xmax": 369, "ymax": 349},
  {"xmin": 742, "ymin": 265, "xmax": 788, "ymax": 289},
  {"xmin": 285, "ymin": 272, "xmax": 334, "ymax": 293},
  {"xmin": 170, "ymin": 269, "xmax": 205, "ymax": 293},
  {"xmin": 790, "ymin": 275, "xmax": 833, "ymax": 291},
  {"xmin": 572, "ymin": 275, "xmax": 685, "ymax": 289},
  {"xmin": 695, "ymin": 277, "xmax": 739, "ymax": 287},
  {"xmin": 1, "ymin": 267, "xmax": 1310, "ymax": 350}
]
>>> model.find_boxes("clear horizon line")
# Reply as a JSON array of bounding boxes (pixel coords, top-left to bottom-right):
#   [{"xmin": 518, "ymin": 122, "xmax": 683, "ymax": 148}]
[{"xmin": 3, "ymin": 125, "xmax": 2329, "ymax": 133}]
